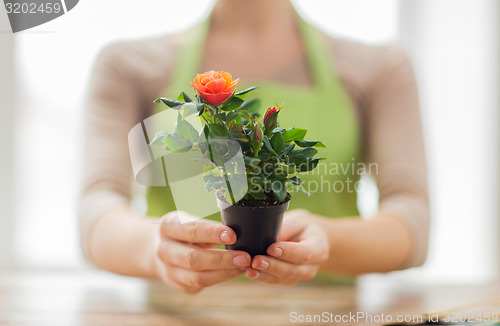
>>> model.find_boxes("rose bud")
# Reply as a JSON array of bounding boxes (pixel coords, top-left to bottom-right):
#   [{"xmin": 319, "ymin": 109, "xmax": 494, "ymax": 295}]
[
  {"xmin": 190, "ymin": 70, "xmax": 239, "ymax": 106},
  {"xmin": 251, "ymin": 123, "xmax": 264, "ymax": 154},
  {"xmin": 263, "ymin": 106, "xmax": 280, "ymax": 135}
]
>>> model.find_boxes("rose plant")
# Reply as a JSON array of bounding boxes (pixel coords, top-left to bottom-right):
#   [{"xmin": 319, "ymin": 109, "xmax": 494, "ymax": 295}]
[
  {"xmin": 152, "ymin": 70, "xmax": 324, "ymax": 206},
  {"xmin": 151, "ymin": 70, "xmax": 324, "ymax": 256}
]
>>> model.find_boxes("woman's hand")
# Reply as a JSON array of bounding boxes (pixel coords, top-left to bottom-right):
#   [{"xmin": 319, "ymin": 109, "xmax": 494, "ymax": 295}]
[
  {"xmin": 245, "ymin": 209, "xmax": 329, "ymax": 285},
  {"xmin": 154, "ymin": 211, "xmax": 251, "ymax": 294}
]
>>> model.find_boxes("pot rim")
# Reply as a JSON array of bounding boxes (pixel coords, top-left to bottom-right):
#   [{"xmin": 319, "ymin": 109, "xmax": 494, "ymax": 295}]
[{"xmin": 216, "ymin": 191, "xmax": 290, "ymax": 211}]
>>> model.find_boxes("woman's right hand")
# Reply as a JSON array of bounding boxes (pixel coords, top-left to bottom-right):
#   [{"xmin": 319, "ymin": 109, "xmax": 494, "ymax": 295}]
[{"xmin": 153, "ymin": 211, "xmax": 251, "ymax": 294}]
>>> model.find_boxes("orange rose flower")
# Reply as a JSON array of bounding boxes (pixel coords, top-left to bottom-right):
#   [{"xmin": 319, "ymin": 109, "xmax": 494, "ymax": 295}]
[{"xmin": 190, "ymin": 70, "xmax": 239, "ymax": 106}]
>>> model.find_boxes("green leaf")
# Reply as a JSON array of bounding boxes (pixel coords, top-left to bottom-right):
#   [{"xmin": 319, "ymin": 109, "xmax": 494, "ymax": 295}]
[
  {"xmin": 180, "ymin": 102, "xmax": 200, "ymax": 119},
  {"xmin": 177, "ymin": 91, "xmax": 194, "ymax": 103},
  {"xmin": 234, "ymin": 86, "xmax": 259, "ymax": 99},
  {"xmin": 290, "ymin": 147, "xmax": 318, "ymax": 158},
  {"xmin": 196, "ymin": 106, "xmax": 205, "ymax": 117},
  {"xmin": 283, "ymin": 128, "xmax": 307, "ymax": 142},
  {"xmin": 270, "ymin": 133, "xmax": 284, "ymax": 154},
  {"xmin": 226, "ymin": 111, "xmax": 238, "ymax": 122},
  {"xmin": 278, "ymin": 163, "xmax": 298, "ymax": 175},
  {"xmin": 204, "ymin": 176, "xmax": 225, "ymax": 192},
  {"xmin": 174, "ymin": 114, "xmax": 199, "ymax": 142},
  {"xmin": 228, "ymin": 130, "xmax": 243, "ymax": 140},
  {"xmin": 288, "ymin": 176, "xmax": 302, "ymax": 185},
  {"xmin": 230, "ymin": 124, "xmax": 244, "ymax": 135},
  {"xmin": 252, "ymin": 172, "xmax": 268, "ymax": 183},
  {"xmin": 154, "ymin": 97, "xmax": 185, "ymax": 109},
  {"xmin": 288, "ymin": 155, "xmax": 307, "ymax": 165},
  {"xmin": 257, "ymin": 152, "xmax": 270, "ymax": 160},
  {"xmin": 199, "ymin": 124, "xmax": 209, "ymax": 142},
  {"xmin": 203, "ymin": 174, "xmax": 221, "ymax": 183},
  {"xmin": 249, "ymin": 190, "xmax": 266, "ymax": 200},
  {"xmin": 228, "ymin": 131, "xmax": 248, "ymax": 143},
  {"xmin": 163, "ymin": 134, "xmax": 192, "ymax": 152},
  {"xmin": 150, "ymin": 131, "xmax": 169, "ymax": 146},
  {"xmin": 295, "ymin": 140, "xmax": 326, "ymax": 148},
  {"xmin": 268, "ymin": 173, "xmax": 287, "ymax": 182},
  {"xmin": 296, "ymin": 158, "xmax": 322, "ymax": 172},
  {"xmin": 272, "ymin": 128, "xmax": 286, "ymax": 134},
  {"xmin": 271, "ymin": 180, "xmax": 287, "ymax": 202},
  {"xmin": 211, "ymin": 139, "xmax": 241, "ymax": 160},
  {"xmin": 263, "ymin": 136, "xmax": 280, "ymax": 158},
  {"xmin": 235, "ymin": 115, "xmax": 243, "ymax": 125},
  {"xmin": 237, "ymin": 99, "xmax": 261, "ymax": 114},
  {"xmin": 244, "ymin": 156, "xmax": 260, "ymax": 167},
  {"xmin": 220, "ymin": 97, "xmax": 244, "ymax": 111},
  {"xmin": 237, "ymin": 110, "xmax": 253, "ymax": 124},
  {"xmin": 208, "ymin": 123, "xmax": 228, "ymax": 138},
  {"xmin": 288, "ymin": 148, "xmax": 318, "ymax": 165},
  {"xmin": 215, "ymin": 112, "xmax": 227, "ymax": 122},
  {"xmin": 282, "ymin": 144, "xmax": 295, "ymax": 156}
]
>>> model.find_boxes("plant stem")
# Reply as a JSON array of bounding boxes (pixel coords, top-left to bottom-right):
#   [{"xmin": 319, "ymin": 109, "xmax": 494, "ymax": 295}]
[{"xmin": 220, "ymin": 165, "xmax": 235, "ymax": 204}]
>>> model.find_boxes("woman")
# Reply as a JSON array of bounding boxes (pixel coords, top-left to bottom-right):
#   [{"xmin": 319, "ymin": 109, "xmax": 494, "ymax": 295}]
[{"xmin": 80, "ymin": 0, "xmax": 429, "ymax": 294}]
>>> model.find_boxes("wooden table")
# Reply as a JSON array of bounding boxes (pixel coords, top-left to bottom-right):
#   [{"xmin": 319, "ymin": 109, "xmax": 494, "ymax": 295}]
[{"xmin": 0, "ymin": 271, "xmax": 499, "ymax": 325}]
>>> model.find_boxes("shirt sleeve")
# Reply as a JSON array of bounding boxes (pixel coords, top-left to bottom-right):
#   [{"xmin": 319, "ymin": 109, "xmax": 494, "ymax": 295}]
[
  {"xmin": 78, "ymin": 43, "xmax": 141, "ymax": 262},
  {"xmin": 364, "ymin": 47, "xmax": 431, "ymax": 268}
]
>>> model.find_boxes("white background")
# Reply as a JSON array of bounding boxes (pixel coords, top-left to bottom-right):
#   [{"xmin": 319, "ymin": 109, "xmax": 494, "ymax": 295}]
[{"xmin": 3, "ymin": 0, "xmax": 498, "ymax": 282}]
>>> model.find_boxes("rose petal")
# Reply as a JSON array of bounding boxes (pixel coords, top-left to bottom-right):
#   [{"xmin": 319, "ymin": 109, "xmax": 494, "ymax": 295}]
[
  {"xmin": 202, "ymin": 76, "xmax": 218, "ymax": 86},
  {"xmin": 202, "ymin": 92, "xmax": 233, "ymax": 106},
  {"xmin": 226, "ymin": 79, "xmax": 239, "ymax": 90},
  {"xmin": 223, "ymin": 84, "xmax": 236, "ymax": 94},
  {"xmin": 190, "ymin": 82, "xmax": 214, "ymax": 94},
  {"xmin": 205, "ymin": 78, "xmax": 226, "ymax": 93},
  {"xmin": 220, "ymin": 71, "xmax": 233, "ymax": 88},
  {"xmin": 205, "ymin": 70, "xmax": 217, "ymax": 77},
  {"xmin": 193, "ymin": 74, "xmax": 202, "ymax": 84}
]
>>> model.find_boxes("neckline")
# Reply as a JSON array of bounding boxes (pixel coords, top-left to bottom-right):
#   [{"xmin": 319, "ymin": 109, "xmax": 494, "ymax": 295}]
[{"xmin": 169, "ymin": 14, "xmax": 339, "ymax": 95}]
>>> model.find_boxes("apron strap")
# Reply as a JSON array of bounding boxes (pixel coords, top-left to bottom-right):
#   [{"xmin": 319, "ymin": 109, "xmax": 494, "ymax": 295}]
[{"xmin": 165, "ymin": 17, "xmax": 210, "ymax": 99}]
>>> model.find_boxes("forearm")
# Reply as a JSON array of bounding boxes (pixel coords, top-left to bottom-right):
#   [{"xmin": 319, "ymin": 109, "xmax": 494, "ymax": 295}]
[
  {"xmin": 87, "ymin": 207, "xmax": 159, "ymax": 278},
  {"xmin": 312, "ymin": 212, "xmax": 412, "ymax": 275}
]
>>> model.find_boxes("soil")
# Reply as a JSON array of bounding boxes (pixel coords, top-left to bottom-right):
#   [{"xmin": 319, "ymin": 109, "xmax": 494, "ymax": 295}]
[{"xmin": 234, "ymin": 192, "xmax": 291, "ymax": 208}]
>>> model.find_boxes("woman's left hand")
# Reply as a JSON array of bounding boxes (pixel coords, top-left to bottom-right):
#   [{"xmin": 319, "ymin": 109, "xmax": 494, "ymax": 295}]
[{"xmin": 245, "ymin": 209, "xmax": 330, "ymax": 285}]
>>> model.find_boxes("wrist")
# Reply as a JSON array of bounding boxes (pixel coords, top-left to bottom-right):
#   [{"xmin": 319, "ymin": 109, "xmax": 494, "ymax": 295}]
[
  {"xmin": 317, "ymin": 213, "xmax": 412, "ymax": 275},
  {"xmin": 143, "ymin": 218, "xmax": 162, "ymax": 279}
]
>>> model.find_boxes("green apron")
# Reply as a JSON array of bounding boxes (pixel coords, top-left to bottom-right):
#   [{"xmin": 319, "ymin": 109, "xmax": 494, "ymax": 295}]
[{"xmin": 146, "ymin": 18, "xmax": 361, "ymax": 221}]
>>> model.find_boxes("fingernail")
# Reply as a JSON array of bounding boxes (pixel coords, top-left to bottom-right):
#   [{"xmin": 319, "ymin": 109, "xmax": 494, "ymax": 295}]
[
  {"xmin": 257, "ymin": 260, "xmax": 269, "ymax": 271},
  {"xmin": 220, "ymin": 231, "xmax": 231, "ymax": 243},
  {"xmin": 233, "ymin": 255, "xmax": 249, "ymax": 267},
  {"xmin": 250, "ymin": 270, "xmax": 261, "ymax": 279},
  {"xmin": 269, "ymin": 247, "xmax": 283, "ymax": 257}
]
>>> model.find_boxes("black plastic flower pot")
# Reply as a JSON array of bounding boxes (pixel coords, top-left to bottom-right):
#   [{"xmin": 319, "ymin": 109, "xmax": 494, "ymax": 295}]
[{"xmin": 217, "ymin": 196, "xmax": 289, "ymax": 257}]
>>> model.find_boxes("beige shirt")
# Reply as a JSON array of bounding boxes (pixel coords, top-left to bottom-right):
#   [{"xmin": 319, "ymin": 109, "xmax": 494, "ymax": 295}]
[{"xmin": 80, "ymin": 30, "xmax": 430, "ymax": 269}]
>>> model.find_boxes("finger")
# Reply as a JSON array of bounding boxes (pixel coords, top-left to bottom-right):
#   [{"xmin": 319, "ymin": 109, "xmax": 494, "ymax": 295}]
[
  {"xmin": 169, "ymin": 265, "xmax": 246, "ymax": 290},
  {"xmin": 278, "ymin": 210, "xmax": 309, "ymax": 241},
  {"xmin": 196, "ymin": 243, "xmax": 216, "ymax": 249},
  {"xmin": 157, "ymin": 240, "xmax": 251, "ymax": 271},
  {"xmin": 268, "ymin": 227, "xmax": 329, "ymax": 265},
  {"xmin": 154, "ymin": 258, "xmax": 200, "ymax": 294},
  {"xmin": 160, "ymin": 211, "xmax": 236, "ymax": 245},
  {"xmin": 251, "ymin": 256, "xmax": 317, "ymax": 282},
  {"xmin": 245, "ymin": 267, "xmax": 283, "ymax": 285}
]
